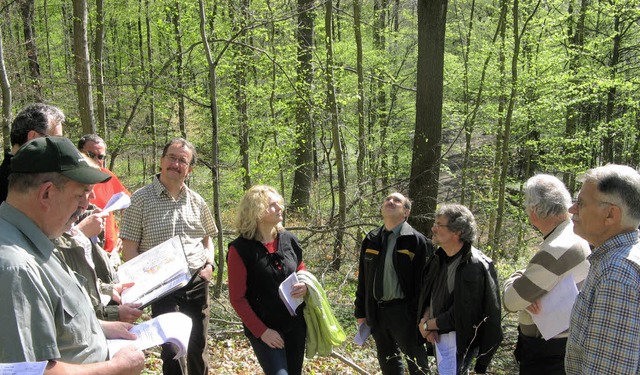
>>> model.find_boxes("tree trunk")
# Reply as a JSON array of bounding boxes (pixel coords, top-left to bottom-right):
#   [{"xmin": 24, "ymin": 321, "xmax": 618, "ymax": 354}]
[
  {"xmin": 19, "ymin": 0, "xmax": 42, "ymax": 101},
  {"xmin": 72, "ymin": 0, "xmax": 96, "ymax": 134},
  {"xmin": 95, "ymin": 0, "xmax": 107, "ymax": 137},
  {"xmin": 408, "ymin": 0, "xmax": 448, "ymax": 235},
  {"xmin": 233, "ymin": 0, "xmax": 251, "ymax": 190},
  {"xmin": 290, "ymin": 0, "xmax": 315, "ymax": 214},
  {"xmin": 171, "ymin": 1, "xmax": 186, "ymax": 138},
  {"xmin": 0, "ymin": 28, "xmax": 12, "ymax": 151},
  {"xmin": 325, "ymin": 0, "xmax": 346, "ymax": 271},
  {"xmin": 353, "ymin": 0, "xmax": 366, "ymax": 199},
  {"xmin": 198, "ymin": 0, "xmax": 224, "ymax": 297}
]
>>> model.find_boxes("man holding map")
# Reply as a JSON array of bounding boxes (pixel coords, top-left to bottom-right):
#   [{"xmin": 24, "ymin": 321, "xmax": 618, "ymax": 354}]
[
  {"xmin": 503, "ymin": 174, "xmax": 590, "ymax": 374},
  {"xmin": 121, "ymin": 138, "xmax": 217, "ymax": 375}
]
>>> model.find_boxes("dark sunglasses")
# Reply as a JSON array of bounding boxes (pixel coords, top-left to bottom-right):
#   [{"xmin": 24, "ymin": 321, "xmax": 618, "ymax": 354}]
[{"xmin": 87, "ymin": 151, "xmax": 107, "ymax": 161}]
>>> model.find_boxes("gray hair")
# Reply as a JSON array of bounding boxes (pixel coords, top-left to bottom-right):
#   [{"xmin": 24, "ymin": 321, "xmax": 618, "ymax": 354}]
[
  {"xmin": 8, "ymin": 172, "xmax": 71, "ymax": 193},
  {"xmin": 10, "ymin": 103, "xmax": 65, "ymax": 146},
  {"xmin": 524, "ymin": 174, "xmax": 571, "ymax": 219},
  {"xmin": 436, "ymin": 203, "xmax": 477, "ymax": 244},
  {"xmin": 581, "ymin": 164, "xmax": 640, "ymax": 228}
]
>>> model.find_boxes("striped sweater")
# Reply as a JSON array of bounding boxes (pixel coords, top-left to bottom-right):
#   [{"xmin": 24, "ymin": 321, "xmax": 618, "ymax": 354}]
[{"xmin": 503, "ymin": 219, "xmax": 591, "ymax": 338}]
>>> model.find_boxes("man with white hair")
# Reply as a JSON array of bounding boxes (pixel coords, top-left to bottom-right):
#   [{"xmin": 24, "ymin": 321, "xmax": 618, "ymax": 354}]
[
  {"xmin": 503, "ymin": 174, "xmax": 590, "ymax": 374},
  {"xmin": 565, "ymin": 164, "xmax": 640, "ymax": 374}
]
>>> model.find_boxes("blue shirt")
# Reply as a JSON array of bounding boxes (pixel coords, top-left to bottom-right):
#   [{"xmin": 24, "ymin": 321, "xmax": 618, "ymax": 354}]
[{"xmin": 565, "ymin": 230, "xmax": 640, "ymax": 374}]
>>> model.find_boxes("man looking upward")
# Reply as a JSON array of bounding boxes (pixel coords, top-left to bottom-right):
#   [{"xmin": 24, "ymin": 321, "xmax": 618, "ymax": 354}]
[{"xmin": 354, "ymin": 192, "xmax": 433, "ymax": 375}]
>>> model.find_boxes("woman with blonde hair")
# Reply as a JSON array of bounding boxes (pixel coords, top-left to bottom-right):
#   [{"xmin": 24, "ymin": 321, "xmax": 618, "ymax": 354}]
[{"xmin": 228, "ymin": 185, "xmax": 308, "ymax": 375}]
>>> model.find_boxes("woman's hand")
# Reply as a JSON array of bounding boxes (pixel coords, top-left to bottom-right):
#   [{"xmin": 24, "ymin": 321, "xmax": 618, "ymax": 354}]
[
  {"xmin": 290, "ymin": 282, "xmax": 307, "ymax": 299},
  {"xmin": 260, "ymin": 328, "xmax": 285, "ymax": 349}
]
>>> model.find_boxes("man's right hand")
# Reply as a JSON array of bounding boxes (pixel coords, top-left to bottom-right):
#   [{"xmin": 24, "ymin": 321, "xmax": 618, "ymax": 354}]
[{"xmin": 110, "ymin": 345, "xmax": 145, "ymax": 375}]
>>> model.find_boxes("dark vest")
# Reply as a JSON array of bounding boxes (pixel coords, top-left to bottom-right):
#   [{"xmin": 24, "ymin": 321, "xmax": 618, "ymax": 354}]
[{"xmin": 229, "ymin": 230, "xmax": 304, "ymax": 333}]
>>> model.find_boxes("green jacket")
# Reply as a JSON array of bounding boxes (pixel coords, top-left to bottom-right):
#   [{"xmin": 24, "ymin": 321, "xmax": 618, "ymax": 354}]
[{"xmin": 298, "ymin": 270, "xmax": 346, "ymax": 358}]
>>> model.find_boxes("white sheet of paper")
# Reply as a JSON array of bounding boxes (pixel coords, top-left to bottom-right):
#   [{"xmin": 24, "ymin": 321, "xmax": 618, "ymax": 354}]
[
  {"xmin": 278, "ymin": 272, "xmax": 303, "ymax": 316},
  {"xmin": 435, "ymin": 331, "xmax": 457, "ymax": 375},
  {"xmin": 107, "ymin": 312, "xmax": 192, "ymax": 359},
  {"xmin": 353, "ymin": 321, "xmax": 371, "ymax": 346},
  {"xmin": 102, "ymin": 191, "xmax": 131, "ymax": 213},
  {"xmin": 0, "ymin": 361, "xmax": 47, "ymax": 375},
  {"xmin": 528, "ymin": 275, "xmax": 578, "ymax": 340}
]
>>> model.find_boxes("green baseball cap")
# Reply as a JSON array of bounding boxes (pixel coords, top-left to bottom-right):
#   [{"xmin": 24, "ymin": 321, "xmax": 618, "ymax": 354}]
[{"xmin": 11, "ymin": 136, "xmax": 112, "ymax": 184}]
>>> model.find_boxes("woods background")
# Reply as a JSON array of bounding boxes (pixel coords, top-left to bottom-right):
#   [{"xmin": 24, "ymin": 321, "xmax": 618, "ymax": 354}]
[{"xmin": 1, "ymin": 0, "xmax": 639, "ymax": 372}]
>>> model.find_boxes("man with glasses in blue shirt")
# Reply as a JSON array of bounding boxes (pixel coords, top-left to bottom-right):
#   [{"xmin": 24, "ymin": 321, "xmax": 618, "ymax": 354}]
[{"xmin": 565, "ymin": 164, "xmax": 640, "ymax": 374}]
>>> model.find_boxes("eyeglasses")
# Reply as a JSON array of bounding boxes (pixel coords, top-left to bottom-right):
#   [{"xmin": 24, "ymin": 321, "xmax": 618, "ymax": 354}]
[
  {"xmin": 164, "ymin": 154, "xmax": 190, "ymax": 166},
  {"xmin": 87, "ymin": 151, "xmax": 107, "ymax": 161},
  {"xmin": 572, "ymin": 198, "xmax": 616, "ymax": 210}
]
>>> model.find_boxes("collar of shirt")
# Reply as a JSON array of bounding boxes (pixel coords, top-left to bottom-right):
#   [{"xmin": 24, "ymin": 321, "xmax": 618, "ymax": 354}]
[
  {"xmin": 151, "ymin": 173, "xmax": 186, "ymax": 200},
  {"xmin": 588, "ymin": 230, "xmax": 639, "ymax": 263}
]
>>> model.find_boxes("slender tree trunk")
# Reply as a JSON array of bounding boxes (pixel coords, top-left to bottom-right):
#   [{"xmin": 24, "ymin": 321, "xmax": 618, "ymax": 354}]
[
  {"xmin": 72, "ymin": 0, "xmax": 96, "ymax": 134},
  {"xmin": 233, "ymin": 0, "xmax": 251, "ymax": 190},
  {"xmin": 353, "ymin": 0, "xmax": 366, "ymax": 199},
  {"xmin": 603, "ymin": 13, "xmax": 620, "ymax": 163},
  {"xmin": 325, "ymin": 0, "xmax": 346, "ymax": 271},
  {"xmin": 488, "ymin": 0, "xmax": 509, "ymax": 249},
  {"xmin": 408, "ymin": 0, "xmax": 448, "ymax": 235},
  {"xmin": 95, "ymin": 0, "xmax": 107, "ymax": 137},
  {"xmin": 373, "ymin": 0, "xmax": 388, "ymax": 190},
  {"xmin": 171, "ymin": 1, "xmax": 186, "ymax": 138},
  {"xmin": 0, "ymin": 28, "xmax": 12, "ymax": 150},
  {"xmin": 198, "ymin": 0, "xmax": 224, "ymax": 297},
  {"xmin": 145, "ymin": 0, "xmax": 158, "ymax": 171},
  {"xmin": 290, "ymin": 0, "xmax": 315, "ymax": 214},
  {"xmin": 19, "ymin": 0, "xmax": 42, "ymax": 101}
]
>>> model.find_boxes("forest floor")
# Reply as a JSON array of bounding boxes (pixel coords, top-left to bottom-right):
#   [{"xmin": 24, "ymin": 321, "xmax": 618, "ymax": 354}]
[{"xmin": 139, "ymin": 288, "xmax": 520, "ymax": 374}]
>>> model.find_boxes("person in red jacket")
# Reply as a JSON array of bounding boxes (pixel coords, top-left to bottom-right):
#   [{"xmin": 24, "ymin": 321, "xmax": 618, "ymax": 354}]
[{"xmin": 78, "ymin": 134, "xmax": 130, "ymax": 253}]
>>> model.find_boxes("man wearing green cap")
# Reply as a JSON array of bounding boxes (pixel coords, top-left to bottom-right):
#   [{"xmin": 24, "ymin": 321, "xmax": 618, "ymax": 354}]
[{"xmin": 0, "ymin": 136, "xmax": 145, "ymax": 374}]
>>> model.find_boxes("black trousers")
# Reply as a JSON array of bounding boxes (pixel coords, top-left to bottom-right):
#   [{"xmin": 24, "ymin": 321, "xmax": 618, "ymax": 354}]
[
  {"xmin": 514, "ymin": 329, "xmax": 567, "ymax": 375},
  {"xmin": 152, "ymin": 274, "xmax": 210, "ymax": 375},
  {"xmin": 371, "ymin": 300, "xmax": 429, "ymax": 375}
]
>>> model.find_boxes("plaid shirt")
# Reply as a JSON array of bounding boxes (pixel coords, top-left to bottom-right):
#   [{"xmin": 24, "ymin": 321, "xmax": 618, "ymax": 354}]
[
  {"xmin": 565, "ymin": 230, "xmax": 640, "ymax": 374},
  {"xmin": 120, "ymin": 174, "xmax": 218, "ymax": 270}
]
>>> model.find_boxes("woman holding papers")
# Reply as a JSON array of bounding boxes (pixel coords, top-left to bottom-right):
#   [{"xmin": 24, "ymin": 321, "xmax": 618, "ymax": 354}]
[{"xmin": 228, "ymin": 185, "xmax": 308, "ymax": 375}]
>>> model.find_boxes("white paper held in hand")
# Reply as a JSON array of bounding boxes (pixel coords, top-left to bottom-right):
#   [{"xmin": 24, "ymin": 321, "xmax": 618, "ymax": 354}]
[
  {"xmin": 278, "ymin": 272, "xmax": 304, "ymax": 316},
  {"xmin": 102, "ymin": 191, "xmax": 131, "ymax": 213},
  {"xmin": 527, "ymin": 275, "xmax": 578, "ymax": 340},
  {"xmin": 107, "ymin": 312, "xmax": 193, "ymax": 359}
]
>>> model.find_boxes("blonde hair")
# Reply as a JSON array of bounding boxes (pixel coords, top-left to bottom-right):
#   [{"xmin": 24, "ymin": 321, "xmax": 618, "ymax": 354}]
[{"xmin": 234, "ymin": 185, "xmax": 284, "ymax": 241}]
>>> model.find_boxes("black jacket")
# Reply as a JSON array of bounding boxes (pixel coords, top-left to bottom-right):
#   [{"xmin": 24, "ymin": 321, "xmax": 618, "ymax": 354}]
[
  {"xmin": 355, "ymin": 221, "xmax": 434, "ymax": 325},
  {"xmin": 228, "ymin": 230, "xmax": 304, "ymax": 334},
  {"xmin": 417, "ymin": 244, "xmax": 503, "ymax": 374}
]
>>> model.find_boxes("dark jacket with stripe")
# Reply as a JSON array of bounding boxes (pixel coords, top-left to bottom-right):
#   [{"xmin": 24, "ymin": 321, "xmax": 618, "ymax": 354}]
[{"xmin": 354, "ymin": 221, "xmax": 434, "ymax": 325}]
